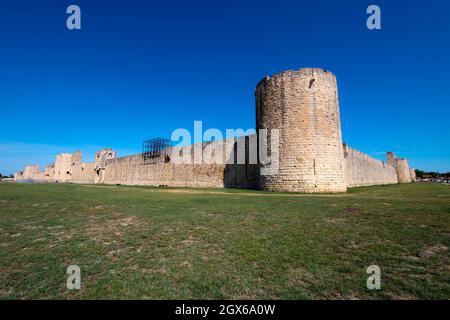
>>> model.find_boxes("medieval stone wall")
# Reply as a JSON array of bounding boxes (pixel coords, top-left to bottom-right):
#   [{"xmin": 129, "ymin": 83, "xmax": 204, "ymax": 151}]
[
  {"xmin": 44, "ymin": 164, "xmax": 55, "ymax": 180},
  {"xmin": 344, "ymin": 144, "xmax": 398, "ymax": 187},
  {"xmin": 396, "ymin": 158, "xmax": 412, "ymax": 183},
  {"xmin": 14, "ymin": 165, "xmax": 48, "ymax": 182},
  {"xmin": 71, "ymin": 162, "xmax": 96, "ymax": 184},
  {"xmin": 13, "ymin": 67, "xmax": 415, "ymax": 192},
  {"xmin": 410, "ymin": 168, "xmax": 416, "ymax": 181},
  {"xmin": 54, "ymin": 153, "xmax": 72, "ymax": 182},
  {"xmin": 102, "ymin": 137, "xmax": 258, "ymax": 189},
  {"xmin": 94, "ymin": 148, "xmax": 117, "ymax": 184},
  {"xmin": 14, "ymin": 171, "xmax": 24, "ymax": 181},
  {"xmin": 13, "ymin": 151, "xmax": 94, "ymax": 183},
  {"xmin": 386, "ymin": 152, "xmax": 396, "ymax": 167},
  {"xmin": 23, "ymin": 165, "xmax": 40, "ymax": 179}
]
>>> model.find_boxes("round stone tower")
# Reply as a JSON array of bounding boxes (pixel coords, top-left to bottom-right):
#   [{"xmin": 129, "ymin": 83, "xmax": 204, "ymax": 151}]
[
  {"xmin": 395, "ymin": 158, "xmax": 411, "ymax": 183},
  {"xmin": 255, "ymin": 68, "xmax": 347, "ymax": 193}
]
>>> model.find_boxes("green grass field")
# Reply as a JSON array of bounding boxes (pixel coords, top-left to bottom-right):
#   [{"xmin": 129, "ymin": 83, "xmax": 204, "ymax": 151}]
[{"xmin": 0, "ymin": 182, "xmax": 449, "ymax": 299}]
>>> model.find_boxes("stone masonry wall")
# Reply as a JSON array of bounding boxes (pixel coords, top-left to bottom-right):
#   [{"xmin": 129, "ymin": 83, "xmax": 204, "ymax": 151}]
[
  {"xmin": 386, "ymin": 152, "xmax": 396, "ymax": 167},
  {"xmin": 14, "ymin": 171, "xmax": 24, "ymax": 181},
  {"xmin": 396, "ymin": 158, "xmax": 411, "ymax": 183},
  {"xmin": 23, "ymin": 165, "xmax": 40, "ymax": 179},
  {"xmin": 102, "ymin": 137, "xmax": 258, "ymax": 189},
  {"xmin": 44, "ymin": 164, "xmax": 55, "ymax": 180},
  {"xmin": 71, "ymin": 162, "xmax": 96, "ymax": 184},
  {"xmin": 52, "ymin": 151, "xmax": 95, "ymax": 183},
  {"xmin": 256, "ymin": 68, "xmax": 347, "ymax": 193},
  {"xmin": 13, "ymin": 67, "xmax": 415, "ymax": 192},
  {"xmin": 94, "ymin": 148, "xmax": 117, "ymax": 184},
  {"xmin": 410, "ymin": 168, "xmax": 416, "ymax": 181},
  {"xmin": 15, "ymin": 165, "xmax": 47, "ymax": 182},
  {"xmin": 54, "ymin": 153, "xmax": 72, "ymax": 182},
  {"xmin": 344, "ymin": 144, "xmax": 398, "ymax": 187}
]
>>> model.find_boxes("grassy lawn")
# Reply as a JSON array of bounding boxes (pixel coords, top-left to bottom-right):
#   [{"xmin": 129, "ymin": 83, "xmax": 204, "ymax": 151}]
[{"xmin": 0, "ymin": 182, "xmax": 449, "ymax": 299}]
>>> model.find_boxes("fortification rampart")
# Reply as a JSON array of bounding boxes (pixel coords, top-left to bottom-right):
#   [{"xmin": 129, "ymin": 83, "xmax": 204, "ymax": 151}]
[
  {"xmin": 54, "ymin": 153, "xmax": 72, "ymax": 182},
  {"xmin": 344, "ymin": 144, "xmax": 398, "ymax": 187},
  {"xmin": 102, "ymin": 137, "xmax": 258, "ymax": 188},
  {"xmin": 13, "ymin": 67, "xmax": 416, "ymax": 192},
  {"xmin": 44, "ymin": 164, "xmax": 55, "ymax": 180},
  {"xmin": 15, "ymin": 151, "xmax": 96, "ymax": 184},
  {"xmin": 14, "ymin": 165, "xmax": 46, "ymax": 182},
  {"xmin": 410, "ymin": 168, "xmax": 416, "ymax": 181},
  {"xmin": 23, "ymin": 165, "xmax": 40, "ymax": 179},
  {"xmin": 396, "ymin": 158, "xmax": 412, "ymax": 183},
  {"xmin": 71, "ymin": 162, "xmax": 95, "ymax": 184}
]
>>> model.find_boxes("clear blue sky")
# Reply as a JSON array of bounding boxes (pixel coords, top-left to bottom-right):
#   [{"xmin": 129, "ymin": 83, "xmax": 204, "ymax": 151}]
[{"xmin": 1, "ymin": 0, "xmax": 449, "ymax": 175}]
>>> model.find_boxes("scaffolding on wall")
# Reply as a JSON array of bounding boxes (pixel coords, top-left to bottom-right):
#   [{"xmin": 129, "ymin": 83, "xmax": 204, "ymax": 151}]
[{"xmin": 141, "ymin": 138, "xmax": 172, "ymax": 165}]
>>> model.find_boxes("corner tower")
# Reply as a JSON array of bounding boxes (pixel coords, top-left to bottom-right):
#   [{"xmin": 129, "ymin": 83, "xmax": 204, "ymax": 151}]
[
  {"xmin": 255, "ymin": 68, "xmax": 347, "ymax": 193},
  {"xmin": 395, "ymin": 158, "xmax": 411, "ymax": 183}
]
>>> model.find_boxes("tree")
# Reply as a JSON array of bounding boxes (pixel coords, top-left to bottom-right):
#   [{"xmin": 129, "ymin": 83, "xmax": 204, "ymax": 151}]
[
  {"xmin": 415, "ymin": 169, "xmax": 425, "ymax": 178},
  {"xmin": 415, "ymin": 169, "xmax": 450, "ymax": 179}
]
